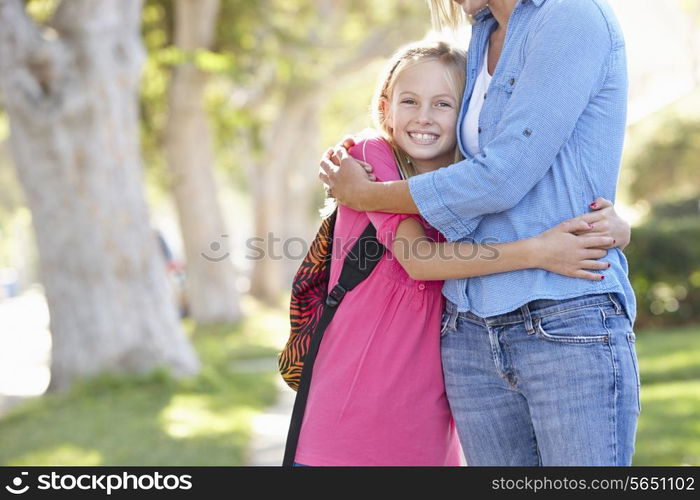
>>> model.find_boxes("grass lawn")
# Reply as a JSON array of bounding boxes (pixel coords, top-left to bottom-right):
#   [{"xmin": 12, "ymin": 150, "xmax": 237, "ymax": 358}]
[
  {"xmin": 0, "ymin": 298, "xmax": 287, "ymax": 466},
  {"xmin": 633, "ymin": 324, "xmax": 700, "ymax": 465}
]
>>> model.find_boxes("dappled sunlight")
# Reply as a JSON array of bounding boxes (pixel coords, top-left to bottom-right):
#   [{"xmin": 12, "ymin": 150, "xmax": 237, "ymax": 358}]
[
  {"xmin": 239, "ymin": 295, "xmax": 289, "ymax": 348},
  {"xmin": 7, "ymin": 444, "xmax": 103, "ymax": 467},
  {"xmin": 159, "ymin": 394, "xmax": 256, "ymax": 440},
  {"xmin": 639, "ymin": 350, "xmax": 700, "ymax": 380},
  {"xmin": 635, "ymin": 379, "xmax": 700, "ymax": 465},
  {"xmin": 640, "ymin": 380, "xmax": 700, "ymax": 412}
]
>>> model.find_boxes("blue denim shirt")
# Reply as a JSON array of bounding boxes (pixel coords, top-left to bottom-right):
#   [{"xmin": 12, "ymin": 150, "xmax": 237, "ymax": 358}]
[{"xmin": 408, "ymin": 0, "xmax": 636, "ymax": 322}]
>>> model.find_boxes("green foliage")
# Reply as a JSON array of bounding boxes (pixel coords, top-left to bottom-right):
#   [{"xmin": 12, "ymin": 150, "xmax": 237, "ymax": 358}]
[
  {"xmin": 626, "ymin": 212, "xmax": 700, "ymax": 328},
  {"xmin": 626, "ymin": 117, "xmax": 700, "ymax": 204},
  {"xmin": 139, "ymin": 0, "xmax": 173, "ymax": 195},
  {"xmin": 633, "ymin": 326, "xmax": 700, "ymax": 465},
  {"xmin": 24, "ymin": 0, "xmax": 58, "ymax": 23},
  {"xmin": 622, "ymin": 88, "xmax": 700, "ymax": 329},
  {"xmin": 623, "ymin": 90, "xmax": 700, "ymax": 205}
]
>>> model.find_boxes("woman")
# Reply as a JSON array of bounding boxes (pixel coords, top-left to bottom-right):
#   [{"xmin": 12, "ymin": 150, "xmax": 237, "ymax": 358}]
[
  {"xmin": 294, "ymin": 39, "xmax": 624, "ymax": 466},
  {"xmin": 319, "ymin": 0, "xmax": 639, "ymax": 465}
]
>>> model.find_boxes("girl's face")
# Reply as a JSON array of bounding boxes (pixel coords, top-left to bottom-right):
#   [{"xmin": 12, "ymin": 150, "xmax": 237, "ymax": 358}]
[
  {"xmin": 384, "ymin": 59, "xmax": 459, "ymax": 172},
  {"xmin": 452, "ymin": 0, "xmax": 489, "ymax": 16}
]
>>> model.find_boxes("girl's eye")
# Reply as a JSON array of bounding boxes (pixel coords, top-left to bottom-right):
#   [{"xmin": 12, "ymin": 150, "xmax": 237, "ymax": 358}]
[
  {"xmin": 400, "ymin": 99, "xmax": 416, "ymax": 105},
  {"xmin": 436, "ymin": 101, "xmax": 453, "ymax": 108}
]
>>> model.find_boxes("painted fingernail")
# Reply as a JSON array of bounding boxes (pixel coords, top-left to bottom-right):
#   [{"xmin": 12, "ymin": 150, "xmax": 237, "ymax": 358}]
[
  {"xmin": 607, "ymin": 263, "xmax": 611, "ymax": 268},
  {"xmin": 590, "ymin": 203, "xmax": 597, "ymax": 208},
  {"xmin": 601, "ymin": 275, "xmax": 605, "ymax": 280}
]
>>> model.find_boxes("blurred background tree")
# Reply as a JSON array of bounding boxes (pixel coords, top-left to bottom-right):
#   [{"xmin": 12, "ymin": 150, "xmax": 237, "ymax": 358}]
[
  {"xmin": 142, "ymin": 0, "xmax": 428, "ymax": 303},
  {"xmin": 164, "ymin": 0, "xmax": 242, "ymax": 323},
  {"xmin": 622, "ymin": 90, "xmax": 700, "ymax": 328},
  {"xmin": 0, "ymin": 0, "xmax": 199, "ymax": 393}
]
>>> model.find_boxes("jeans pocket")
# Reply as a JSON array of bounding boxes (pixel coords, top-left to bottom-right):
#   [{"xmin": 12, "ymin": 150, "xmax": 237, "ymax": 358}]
[{"xmin": 535, "ymin": 304, "xmax": 613, "ymax": 344}]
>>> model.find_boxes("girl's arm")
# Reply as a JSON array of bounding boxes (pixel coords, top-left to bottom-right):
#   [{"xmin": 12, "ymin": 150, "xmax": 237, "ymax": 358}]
[
  {"xmin": 585, "ymin": 197, "xmax": 631, "ymax": 250},
  {"xmin": 393, "ymin": 217, "xmax": 612, "ymax": 282}
]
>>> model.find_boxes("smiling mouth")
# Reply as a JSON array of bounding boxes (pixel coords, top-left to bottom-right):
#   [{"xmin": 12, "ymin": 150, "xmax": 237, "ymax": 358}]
[{"xmin": 408, "ymin": 132, "xmax": 439, "ymax": 144}]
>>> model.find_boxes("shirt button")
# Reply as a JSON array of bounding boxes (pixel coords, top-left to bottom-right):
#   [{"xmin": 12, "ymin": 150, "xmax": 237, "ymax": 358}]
[
  {"xmin": 418, "ymin": 284, "xmax": 426, "ymax": 291},
  {"xmin": 478, "ymin": 126, "xmax": 482, "ymax": 133},
  {"xmin": 483, "ymin": 92, "xmax": 487, "ymax": 99},
  {"xmin": 509, "ymin": 77, "xmax": 516, "ymax": 86}
]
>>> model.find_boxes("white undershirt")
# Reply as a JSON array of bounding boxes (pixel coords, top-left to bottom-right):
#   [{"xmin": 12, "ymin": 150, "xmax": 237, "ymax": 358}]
[{"xmin": 462, "ymin": 43, "xmax": 492, "ymax": 157}]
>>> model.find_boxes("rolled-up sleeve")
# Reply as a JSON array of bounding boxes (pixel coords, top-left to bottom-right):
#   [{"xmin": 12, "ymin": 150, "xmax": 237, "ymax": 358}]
[
  {"xmin": 409, "ymin": 0, "xmax": 615, "ymax": 243},
  {"xmin": 408, "ymin": 172, "xmax": 480, "ymax": 242}
]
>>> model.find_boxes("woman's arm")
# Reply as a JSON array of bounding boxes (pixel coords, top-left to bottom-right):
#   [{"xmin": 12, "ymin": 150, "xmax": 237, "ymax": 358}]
[{"xmin": 393, "ymin": 217, "xmax": 612, "ymax": 282}]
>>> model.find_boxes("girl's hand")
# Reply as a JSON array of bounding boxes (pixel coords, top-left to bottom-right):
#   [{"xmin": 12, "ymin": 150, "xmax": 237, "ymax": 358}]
[
  {"xmin": 576, "ymin": 197, "xmax": 631, "ymax": 250},
  {"xmin": 318, "ymin": 146, "xmax": 374, "ymax": 210},
  {"xmin": 531, "ymin": 218, "xmax": 613, "ymax": 281},
  {"xmin": 318, "ymin": 138, "xmax": 374, "ymax": 199}
]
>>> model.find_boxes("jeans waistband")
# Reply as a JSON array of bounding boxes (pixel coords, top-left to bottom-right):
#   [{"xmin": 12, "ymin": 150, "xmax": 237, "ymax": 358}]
[{"xmin": 445, "ymin": 293, "xmax": 624, "ymax": 331}]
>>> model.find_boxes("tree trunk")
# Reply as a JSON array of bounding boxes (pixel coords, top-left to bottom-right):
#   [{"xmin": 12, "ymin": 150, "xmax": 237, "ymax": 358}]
[
  {"xmin": 165, "ymin": 0, "xmax": 241, "ymax": 323},
  {"xmin": 0, "ymin": 0, "xmax": 200, "ymax": 393},
  {"xmin": 248, "ymin": 88, "xmax": 323, "ymax": 303}
]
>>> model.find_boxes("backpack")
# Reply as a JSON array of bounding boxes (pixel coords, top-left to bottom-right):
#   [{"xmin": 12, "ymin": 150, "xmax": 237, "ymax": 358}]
[{"xmin": 278, "ymin": 207, "xmax": 385, "ymax": 466}]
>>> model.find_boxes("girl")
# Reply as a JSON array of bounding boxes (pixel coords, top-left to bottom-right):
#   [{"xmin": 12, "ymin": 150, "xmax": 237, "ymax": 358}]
[{"xmin": 294, "ymin": 40, "xmax": 629, "ymax": 466}]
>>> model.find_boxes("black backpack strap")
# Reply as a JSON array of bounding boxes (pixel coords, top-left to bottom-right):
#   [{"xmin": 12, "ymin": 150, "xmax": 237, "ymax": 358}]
[{"xmin": 282, "ymin": 222, "xmax": 385, "ymax": 467}]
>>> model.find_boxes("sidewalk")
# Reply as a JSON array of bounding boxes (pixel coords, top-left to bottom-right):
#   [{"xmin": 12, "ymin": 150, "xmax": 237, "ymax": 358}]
[{"xmin": 0, "ymin": 288, "xmax": 51, "ymax": 418}]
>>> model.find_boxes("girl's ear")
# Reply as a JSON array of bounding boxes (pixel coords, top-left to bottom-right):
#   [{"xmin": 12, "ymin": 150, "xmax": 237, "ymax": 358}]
[
  {"xmin": 380, "ymin": 96, "xmax": 390, "ymax": 119},
  {"xmin": 380, "ymin": 96, "xmax": 392, "ymax": 132}
]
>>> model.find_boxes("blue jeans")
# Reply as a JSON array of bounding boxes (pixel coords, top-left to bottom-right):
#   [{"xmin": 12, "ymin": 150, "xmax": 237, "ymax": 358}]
[{"xmin": 440, "ymin": 293, "xmax": 641, "ymax": 466}]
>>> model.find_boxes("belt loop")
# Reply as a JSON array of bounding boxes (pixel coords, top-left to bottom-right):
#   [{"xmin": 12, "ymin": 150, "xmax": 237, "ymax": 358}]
[
  {"xmin": 521, "ymin": 303, "xmax": 535, "ymax": 334},
  {"xmin": 608, "ymin": 292, "xmax": 622, "ymax": 314},
  {"xmin": 447, "ymin": 306, "xmax": 459, "ymax": 331},
  {"xmin": 443, "ymin": 299, "xmax": 460, "ymax": 333}
]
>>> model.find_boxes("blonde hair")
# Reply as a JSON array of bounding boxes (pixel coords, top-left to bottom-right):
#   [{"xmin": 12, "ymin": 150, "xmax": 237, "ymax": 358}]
[
  {"xmin": 371, "ymin": 40, "xmax": 467, "ymax": 179},
  {"xmin": 426, "ymin": 0, "xmax": 467, "ymax": 31}
]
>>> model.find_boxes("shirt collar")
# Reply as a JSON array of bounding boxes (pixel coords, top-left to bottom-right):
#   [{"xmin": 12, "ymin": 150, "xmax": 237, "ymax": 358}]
[
  {"xmin": 473, "ymin": 0, "xmax": 547, "ymax": 24},
  {"xmin": 472, "ymin": 6, "xmax": 492, "ymax": 23}
]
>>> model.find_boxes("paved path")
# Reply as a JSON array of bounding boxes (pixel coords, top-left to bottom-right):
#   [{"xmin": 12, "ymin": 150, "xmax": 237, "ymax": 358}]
[
  {"xmin": 245, "ymin": 373, "xmax": 295, "ymax": 466},
  {"xmin": 0, "ymin": 288, "xmax": 51, "ymax": 418}
]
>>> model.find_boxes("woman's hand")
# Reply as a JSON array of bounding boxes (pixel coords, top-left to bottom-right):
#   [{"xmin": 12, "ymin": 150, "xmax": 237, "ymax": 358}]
[
  {"xmin": 530, "ymin": 218, "xmax": 613, "ymax": 281},
  {"xmin": 318, "ymin": 145, "xmax": 375, "ymax": 211},
  {"xmin": 576, "ymin": 197, "xmax": 631, "ymax": 250}
]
